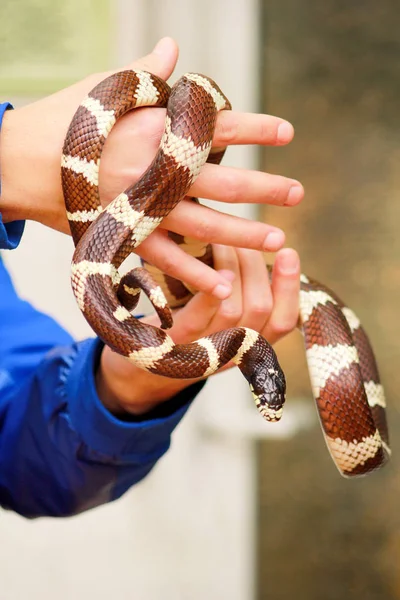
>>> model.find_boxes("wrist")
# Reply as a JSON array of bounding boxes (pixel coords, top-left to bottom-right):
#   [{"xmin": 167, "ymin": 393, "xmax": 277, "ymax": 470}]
[
  {"xmin": 96, "ymin": 345, "xmax": 198, "ymax": 417},
  {"xmin": 0, "ymin": 104, "xmax": 68, "ymax": 230},
  {"xmin": 0, "ymin": 103, "xmax": 19, "ymax": 222},
  {"xmin": 0, "ymin": 108, "xmax": 32, "ymax": 223}
]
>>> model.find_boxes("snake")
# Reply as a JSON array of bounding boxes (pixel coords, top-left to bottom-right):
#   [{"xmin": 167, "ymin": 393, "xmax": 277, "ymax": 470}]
[{"xmin": 61, "ymin": 69, "xmax": 390, "ymax": 478}]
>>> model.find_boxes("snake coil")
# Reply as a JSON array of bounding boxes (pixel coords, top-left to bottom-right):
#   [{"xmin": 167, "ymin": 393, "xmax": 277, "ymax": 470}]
[{"xmin": 62, "ymin": 69, "xmax": 390, "ymax": 477}]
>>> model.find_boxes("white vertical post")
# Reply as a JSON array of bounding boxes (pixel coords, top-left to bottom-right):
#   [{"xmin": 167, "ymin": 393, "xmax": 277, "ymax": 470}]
[{"xmin": 117, "ymin": 2, "xmax": 263, "ymax": 598}]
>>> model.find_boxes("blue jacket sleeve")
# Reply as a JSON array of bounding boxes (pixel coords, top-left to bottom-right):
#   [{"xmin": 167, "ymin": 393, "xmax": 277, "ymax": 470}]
[
  {"xmin": 0, "ymin": 253, "xmax": 203, "ymax": 518},
  {"xmin": 0, "ymin": 102, "xmax": 25, "ymax": 249}
]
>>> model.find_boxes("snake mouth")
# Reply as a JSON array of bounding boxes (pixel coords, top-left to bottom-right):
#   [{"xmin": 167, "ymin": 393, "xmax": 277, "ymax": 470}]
[
  {"xmin": 249, "ymin": 367, "xmax": 286, "ymax": 422},
  {"xmin": 254, "ymin": 401, "xmax": 284, "ymax": 422}
]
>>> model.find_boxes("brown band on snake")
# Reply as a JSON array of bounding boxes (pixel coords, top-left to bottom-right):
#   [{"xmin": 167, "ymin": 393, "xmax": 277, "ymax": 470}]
[
  {"xmin": 62, "ymin": 70, "xmax": 171, "ymax": 245},
  {"xmin": 144, "ymin": 230, "xmax": 216, "ymax": 302},
  {"xmin": 299, "ymin": 274, "xmax": 389, "ymax": 475},
  {"xmin": 62, "ymin": 70, "xmax": 390, "ymax": 478}
]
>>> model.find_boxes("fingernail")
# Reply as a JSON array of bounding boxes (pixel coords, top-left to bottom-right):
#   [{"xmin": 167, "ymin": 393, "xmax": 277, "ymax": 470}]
[
  {"xmin": 153, "ymin": 37, "xmax": 171, "ymax": 56},
  {"xmin": 213, "ymin": 283, "xmax": 232, "ymax": 300},
  {"xmin": 277, "ymin": 121, "xmax": 294, "ymax": 144},
  {"xmin": 279, "ymin": 250, "xmax": 300, "ymax": 275},
  {"xmin": 285, "ymin": 184, "xmax": 304, "ymax": 206},
  {"xmin": 264, "ymin": 231, "xmax": 285, "ymax": 251}
]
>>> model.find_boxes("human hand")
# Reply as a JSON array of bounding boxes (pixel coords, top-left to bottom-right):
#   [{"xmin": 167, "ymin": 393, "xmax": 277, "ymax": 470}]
[
  {"xmin": 96, "ymin": 247, "xmax": 300, "ymax": 417},
  {"xmin": 0, "ymin": 37, "xmax": 303, "ymax": 299}
]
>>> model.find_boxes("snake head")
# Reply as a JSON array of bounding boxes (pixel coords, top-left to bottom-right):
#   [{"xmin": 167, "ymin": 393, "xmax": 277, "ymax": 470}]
[{"xmin": 250, "ymin": 367, "xmax": 286, "ymax": 422}]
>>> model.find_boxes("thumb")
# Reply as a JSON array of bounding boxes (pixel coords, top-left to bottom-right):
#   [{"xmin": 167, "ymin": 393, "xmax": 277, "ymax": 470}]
[
  {"xmin": 75, "ymin": 38, "xmax": 178, "ymax": 97},
  {"xmin": 128, "ymin": 37, "xmax": 179, "ymax": 81}
]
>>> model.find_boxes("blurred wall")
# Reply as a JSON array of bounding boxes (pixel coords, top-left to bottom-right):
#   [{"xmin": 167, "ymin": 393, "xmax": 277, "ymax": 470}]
[{"xmin": 257, "ymin": 1, "xmax": 400, "ymax": 599}]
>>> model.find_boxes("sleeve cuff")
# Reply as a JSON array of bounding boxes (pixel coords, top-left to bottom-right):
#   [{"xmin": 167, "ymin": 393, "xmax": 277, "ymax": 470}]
[
  {"xmin": 0, "ymin": 219, "xmax": 26, "ymax": 250},
  {"xmin": 65, "ymin": 338, "xmax": 205, "ymax": 460}
]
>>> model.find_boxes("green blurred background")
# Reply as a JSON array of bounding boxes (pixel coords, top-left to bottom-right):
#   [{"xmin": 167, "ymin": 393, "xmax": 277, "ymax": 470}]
[{"xmin": 0, "ymin": 0, "xmax": 111, "ymax": 94}]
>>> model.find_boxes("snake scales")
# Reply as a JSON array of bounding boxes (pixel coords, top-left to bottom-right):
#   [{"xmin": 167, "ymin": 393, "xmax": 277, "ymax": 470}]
[{"xmin": 61, "ymin": 69, "xmax": 390, "ymax": 478}]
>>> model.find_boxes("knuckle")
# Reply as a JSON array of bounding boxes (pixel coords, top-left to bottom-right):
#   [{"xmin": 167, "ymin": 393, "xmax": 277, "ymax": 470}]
[
  {"xmin": 267, "ymin": 182, "xmax": 282, "ymax": 204},
  {"xmin": 160, "ymin": 253, "xmax": 179, "ymax": 276},
  {"xmin": 249, "ymin": 298, "xmax": 273, "ymax": 318},
  {"xmin": 270, "ymin": 177, "xmax": 293, "ymax": 205},
  {"xmin": 269, "ymin": 315, "xmax": 298, "ymax": 337},
  {"xmin": 134, "ymin": 108, "xmax": 165, "ymax": 141},
  {"xmin": 221, "ymin": 173, "xmax": 242, "ymax": 203},
  {"xmin": 259, "ymin": 118, "xmax": 278, "ymax": 144},
  {"xmin": 193, "ymin": 218, "xmax": 214, "ymax": 242},
  {"xmin": 184, "ymin": 320, "xmax": 202, "ymax": 338},
  {"xmin": 215, "ymin": 116, "xmax": 239, "ymax": 146},
  {"xmin": 218, "ymin": 303, "xmax": 242, "ymax": 325}
]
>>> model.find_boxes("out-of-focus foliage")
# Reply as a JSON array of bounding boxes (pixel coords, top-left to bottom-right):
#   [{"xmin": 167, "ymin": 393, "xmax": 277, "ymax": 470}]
[{"xmin": 0, "ymin": 0, "xmax": 111, "ymax": 94}]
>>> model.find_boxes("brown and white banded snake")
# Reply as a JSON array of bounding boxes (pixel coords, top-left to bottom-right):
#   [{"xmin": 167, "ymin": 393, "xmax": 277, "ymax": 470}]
[{"xmin": 61, "ymin": 69, "xmax": 390, "ymax": 478}]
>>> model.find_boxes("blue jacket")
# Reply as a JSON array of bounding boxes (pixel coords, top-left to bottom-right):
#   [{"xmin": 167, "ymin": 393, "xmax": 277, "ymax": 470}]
[{"xmin": 0, "ymin": 218, "xmax": 203, "ymax": 518}]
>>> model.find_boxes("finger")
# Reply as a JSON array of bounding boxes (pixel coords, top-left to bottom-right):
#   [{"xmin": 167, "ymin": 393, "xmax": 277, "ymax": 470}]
[
  {"xmin": 165, "ymin": 291, "xmax": 222, "ymax": 344},
  {"xmin": 141, "ymin": 270, "xmax": 234, "ymax": 345},
  {"xmin": 214, "ymin": 111, "xmax": 294, "ymax": 148},
  {"xmin": 139, "ymin": 288, "xmax": 229, "ymax": 384},
  {"xmin": 100, "ymin": 107, "xmax": 166, "ymax": 206},
  {"xmin": 262, "ymin": 248, "xmax": 301, "ymax": 345},
  {"xmin": 189, "ymin": 163, "xmax": 304, "ymax": 207},
  {"xmin": 137, "ymin": 230, "xmax": 234, "ymax": 300},
  {"xmin": 235, "ymin": 249, "xmax": 273, "ymax": 332},
  {"xmin": 207, "ymin": 245, "xmax": 243, "ymax": 331},
  {"xmin": 102, "ymin": 37, "xmax": 179, "ymax": 82},
  {"xmin": 130, "ymin": 37, "xmax": 179, "ymax": 79},
  {"xmin": 162, "ymin": 199, "xmax": 285, "ymax": 252}
]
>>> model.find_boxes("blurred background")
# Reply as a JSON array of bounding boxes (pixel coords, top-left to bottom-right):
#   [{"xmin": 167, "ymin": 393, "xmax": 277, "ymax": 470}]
[{"xmin": 1, "ymin": 0, "xmax": 399, "ymax": 599}]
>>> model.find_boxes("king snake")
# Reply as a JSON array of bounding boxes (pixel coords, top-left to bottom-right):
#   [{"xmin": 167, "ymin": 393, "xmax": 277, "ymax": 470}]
[{"xmin": 61, "ymin": 69, "xmax": 390, "ymax": 478}]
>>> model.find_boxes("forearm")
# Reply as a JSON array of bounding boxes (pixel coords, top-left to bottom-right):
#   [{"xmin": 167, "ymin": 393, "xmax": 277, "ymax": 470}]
[{"xmin": 97, "ymin": 345, "xmax": 201, "ymax": 417}]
